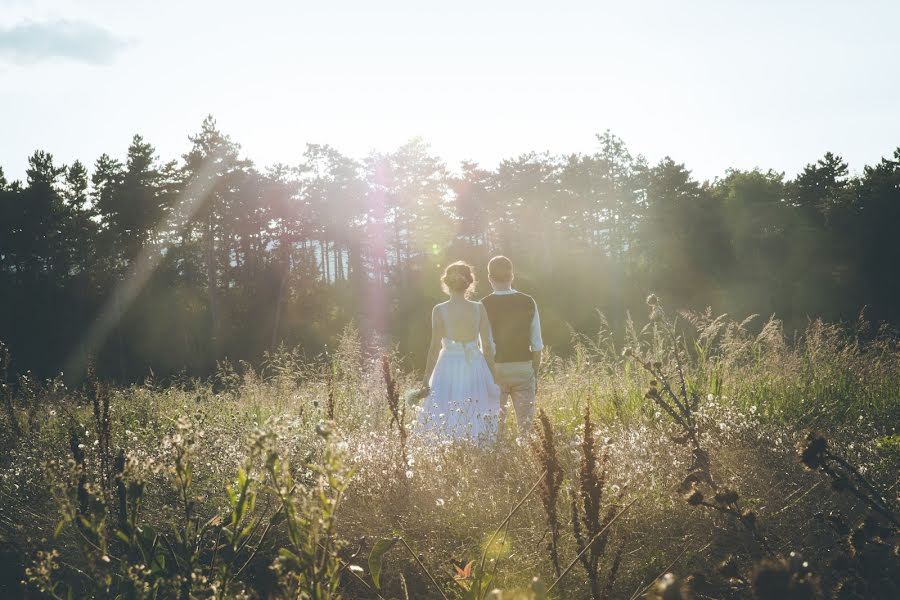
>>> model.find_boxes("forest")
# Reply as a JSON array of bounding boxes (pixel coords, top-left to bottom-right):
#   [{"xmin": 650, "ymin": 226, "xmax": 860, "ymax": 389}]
[
  {"xmin": 1, "ymin": 118, "xmax": 899, "ymax": 599},
  {"xmin": 2, "ymin": 115, "xmax": 899, "ymax": 382}
]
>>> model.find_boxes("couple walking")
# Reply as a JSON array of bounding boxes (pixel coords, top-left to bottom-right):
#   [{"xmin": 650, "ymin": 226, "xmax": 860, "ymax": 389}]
[{"xmin": 418, "ymin": 256, "xmax": 543, "ymax": 442}]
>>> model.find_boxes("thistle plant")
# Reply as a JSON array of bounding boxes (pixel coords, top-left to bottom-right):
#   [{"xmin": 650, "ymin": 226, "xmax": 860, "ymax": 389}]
[
  {"xmin": 830, "ymin": 517, "xmax": 899, "ymax": 598},
  {"xmin": 801, "ymin": 433, "xmax": 899, "ymax": 597},
  {"xmin": 643, "ymin": 553, "xmax": 820, "ymax": 600},
  {"xmin": 749, "ymin": 555, "xmax": 820, "ymax": 600},
  {"xmin": 627, "ymin": 294, "xmax": 772, "ymax": 557},
  {"xmin": 800, "ymin": 433, "xmax": 899, "ymax": 528}
]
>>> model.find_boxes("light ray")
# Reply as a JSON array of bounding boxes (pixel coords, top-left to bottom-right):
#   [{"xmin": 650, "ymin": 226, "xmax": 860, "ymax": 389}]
[{"xmin": 64, "ymin": 149, "xmax": 227, "ymax": 380}]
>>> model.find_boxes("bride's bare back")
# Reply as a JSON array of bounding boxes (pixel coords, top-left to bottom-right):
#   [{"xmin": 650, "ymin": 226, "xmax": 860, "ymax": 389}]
[
  {"xmin": 438, "ymin": 299, "xmax": 481, "ymax": 343},
  {"xmin": 422, "ymin": 297, "xmax": 496, "ymax": 387},
  {"xmin": 421, "ymin": 261, "xmax": 496, "ymax": 389}
]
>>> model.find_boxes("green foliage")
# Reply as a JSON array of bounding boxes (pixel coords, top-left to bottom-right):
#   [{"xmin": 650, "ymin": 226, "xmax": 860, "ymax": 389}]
[
  {"xmin": 23, "ymin": 414, "xmax": 358, "ymax": 599},
  {"xmin": 1, "ymin": 308, "xmax": 898, "ymax": 598},
  {"xmin": 2, "ymin": 125, "xmax": 900, "ymax": 384},
  {"xmin": 368, "ymin": 537, "xmax": 398, "ymax": 589}
]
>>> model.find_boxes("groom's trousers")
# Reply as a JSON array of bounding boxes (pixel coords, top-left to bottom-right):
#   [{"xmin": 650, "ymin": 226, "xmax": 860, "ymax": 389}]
[{"xmin": 495, "ymin": 362, "xmax": 536, "ymax": 434}]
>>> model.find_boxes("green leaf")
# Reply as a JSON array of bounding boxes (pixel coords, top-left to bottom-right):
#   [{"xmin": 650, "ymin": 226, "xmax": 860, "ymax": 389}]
[
  {"xmin": 279, "ymin": 547, "xmax": 302, "ymax": 566},
  {"xmin": 368, "ymin": 537, "xmax": 398, "ymax": 589},
  {"xmin": 150, "ymin": 552, "xmax": 166, "ymax": 575},
  {"xmin": 138, "ymin": 524, "xmax": 158, "ymax": 552}
]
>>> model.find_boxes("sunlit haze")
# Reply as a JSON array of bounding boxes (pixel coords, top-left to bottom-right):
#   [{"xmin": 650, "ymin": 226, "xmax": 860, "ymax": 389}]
[{"xmin": 2, "ymin": 0, "xmax": 899, "ymax": 180}]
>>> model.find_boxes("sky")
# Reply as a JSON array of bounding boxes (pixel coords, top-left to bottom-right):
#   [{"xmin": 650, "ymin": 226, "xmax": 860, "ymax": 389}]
[{"xmin": 1, "ymin": 0, "xmax": 899, "ymax": 183}]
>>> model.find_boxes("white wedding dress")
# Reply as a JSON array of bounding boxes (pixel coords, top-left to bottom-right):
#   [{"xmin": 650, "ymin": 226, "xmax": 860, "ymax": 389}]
[{"xmin": 417, "ymin": 302, "xmax": 501, "ymax": 442}]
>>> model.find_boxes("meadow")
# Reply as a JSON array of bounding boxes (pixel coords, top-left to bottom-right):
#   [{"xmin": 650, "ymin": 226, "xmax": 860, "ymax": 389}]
[{"xmin": 1, "ymin": 298, "xmax": 898, "ymax": 599}]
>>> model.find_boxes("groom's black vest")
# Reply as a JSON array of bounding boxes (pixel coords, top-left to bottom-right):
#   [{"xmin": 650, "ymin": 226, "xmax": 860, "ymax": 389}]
[{"xmin": 482, "ymin": 292, "xmax": 536, "ymax": 363}]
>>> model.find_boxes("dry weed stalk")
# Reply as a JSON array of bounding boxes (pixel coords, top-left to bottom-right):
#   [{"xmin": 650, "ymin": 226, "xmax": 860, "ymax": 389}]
[
  {"xmin": 381, "ymin": 355, "xmax": 408, "ymax": 473},
  {"xmin": 570, "ymin": 406, "xmax": 626, "ymax": 600},
  {"xmin": 0, "ymin": 341, "xmax": 19, "ymax": 437},
  {"xmin": 530, "ymin": 408, "xmax": 564, "ymax": 577},
  {"xmin": 85, "ymin": 363, "xmax": 113, "ymax": 492},
  {"xmin": 326, "ymin": 373, "xmax": 336, "ymax": 421}
]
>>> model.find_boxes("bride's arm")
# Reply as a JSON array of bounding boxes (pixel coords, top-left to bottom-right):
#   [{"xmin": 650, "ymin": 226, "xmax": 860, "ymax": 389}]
[
  {"xmin": 422, "ymin": 305, "xmax": 442, "ymax": 387},
  {"xmin": 478, "ymin": 303, "xmax": 496, "ymax": 376}
]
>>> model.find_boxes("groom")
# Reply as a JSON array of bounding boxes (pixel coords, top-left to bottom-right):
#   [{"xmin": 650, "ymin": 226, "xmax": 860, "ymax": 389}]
[{"xmin": 481, "ymin": 256, "xmax": 543, "ymax": 436}]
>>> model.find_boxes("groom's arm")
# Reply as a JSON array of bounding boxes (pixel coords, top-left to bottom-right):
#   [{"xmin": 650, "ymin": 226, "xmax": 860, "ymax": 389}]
[
  {"xmin": 530, "ymin": 300, "xmax": 544, "ymax": 393},
  {"xmin": 531, "ymin": 350, "xmax": 542, "ymax": 394},
  {"xmin": 478, "ymin": 303, "xmax": 496, "ymax": 377}
]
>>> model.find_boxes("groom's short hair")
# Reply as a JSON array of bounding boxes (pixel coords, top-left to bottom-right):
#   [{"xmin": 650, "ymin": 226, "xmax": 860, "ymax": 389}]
[{"xmin": 488, "ymin": 255, "xmax": 513, "ymax": 283}]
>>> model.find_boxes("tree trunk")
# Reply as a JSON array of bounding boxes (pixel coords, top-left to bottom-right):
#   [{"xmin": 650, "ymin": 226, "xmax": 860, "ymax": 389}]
[{"xmin": 206, "ymin": 214, "xmax": 218, "ymax": 358}]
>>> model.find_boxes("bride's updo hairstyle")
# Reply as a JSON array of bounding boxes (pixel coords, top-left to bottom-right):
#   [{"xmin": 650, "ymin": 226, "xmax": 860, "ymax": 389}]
[{"xmin": 441, "ymin": 261, "xmax": 476, "ymax": 298}]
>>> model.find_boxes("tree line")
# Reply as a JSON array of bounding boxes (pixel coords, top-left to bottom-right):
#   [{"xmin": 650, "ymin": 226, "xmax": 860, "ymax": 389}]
[{"xmin": 1, "ymin": 116, "xmax": 898, "ymax": 381}]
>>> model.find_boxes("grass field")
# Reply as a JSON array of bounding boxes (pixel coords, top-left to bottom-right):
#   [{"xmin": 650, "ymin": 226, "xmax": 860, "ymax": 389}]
[{"xmin": 1, "ymin": 301, "xmax": 898, "ymax": 599}]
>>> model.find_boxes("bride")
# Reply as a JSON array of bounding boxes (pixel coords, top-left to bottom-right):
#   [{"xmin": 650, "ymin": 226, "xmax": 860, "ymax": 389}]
[{"xmin": 418, "ymin": 261, "xmax": 501, "ymax": 442}]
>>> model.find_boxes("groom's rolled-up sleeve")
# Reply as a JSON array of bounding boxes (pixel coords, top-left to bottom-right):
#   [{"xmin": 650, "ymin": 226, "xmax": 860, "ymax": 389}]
[{"xmin": 530, "ymin": 301, "xmax": 544, "ymax": 352}]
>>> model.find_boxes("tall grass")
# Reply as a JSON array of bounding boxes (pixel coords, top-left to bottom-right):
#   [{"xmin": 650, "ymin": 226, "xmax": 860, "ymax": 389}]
[{"xmin": 0, "ymin": 307, "xmax": 897, "ymax": 598}]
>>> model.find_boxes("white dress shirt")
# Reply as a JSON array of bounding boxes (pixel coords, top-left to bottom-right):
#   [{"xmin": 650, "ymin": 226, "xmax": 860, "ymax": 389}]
[{"xmin": 490, "ymin": 289, "xmax": 544, "ymax": 352}]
